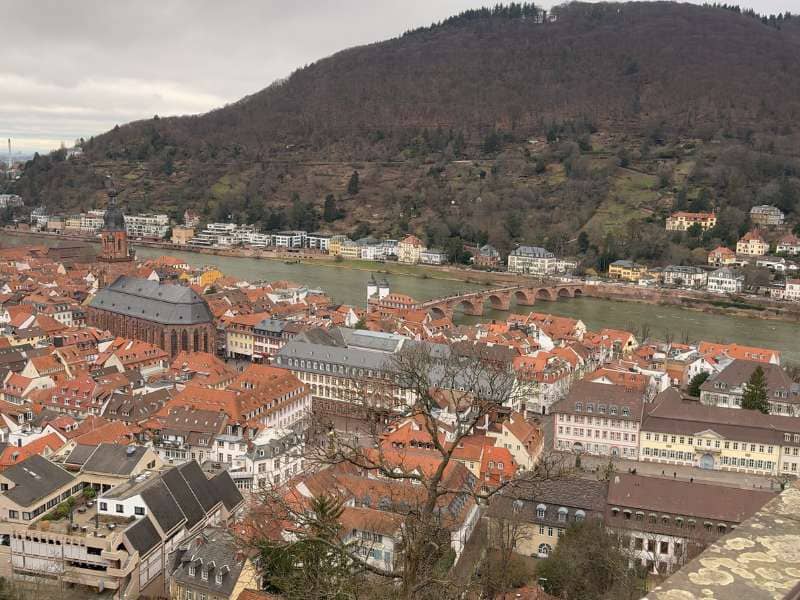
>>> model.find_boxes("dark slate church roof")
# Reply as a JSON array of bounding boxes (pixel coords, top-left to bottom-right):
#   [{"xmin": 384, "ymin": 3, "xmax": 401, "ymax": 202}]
[{"xmin": 89, "ymin": 276, "xmax": 213, "ymax": 326}]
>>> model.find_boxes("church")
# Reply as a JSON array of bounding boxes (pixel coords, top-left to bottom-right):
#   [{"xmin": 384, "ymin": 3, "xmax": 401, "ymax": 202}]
[
  {"xmin": 86, "ymin": 176, "xmax": 215, "ymax": 357},
  {"xmin": 87, "ymin": 276, "xmax": 216, "ymax": 358}
]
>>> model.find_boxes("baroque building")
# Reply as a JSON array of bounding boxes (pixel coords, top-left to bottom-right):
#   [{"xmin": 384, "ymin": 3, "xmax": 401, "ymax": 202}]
[{"xmin": 87, "ymin": 276, "xmax": 216, "ymax": 357}]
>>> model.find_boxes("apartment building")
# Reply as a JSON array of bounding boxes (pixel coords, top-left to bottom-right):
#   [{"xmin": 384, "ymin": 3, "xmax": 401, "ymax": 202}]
[
  {"xmin": 706, "ymin": 267, "xmax": 744, "ymax": 294},
  {"xmin": 699, "ymin": 359, "xmax": 798, "ymax": 416},
  {"xmin": 707, "ymin": 246, "xmax": 736, "ymax": 266},
  {"xmin": 188, "ymin": 223, "xmax": 239, "ymax": 248},
  {"xmin": 225, "ymin": 312, "xmax": 272, "ymax": 360},
  {"xmin": 776, "ymin": 233, "xmax": 800, "ymax": 255},
  {"xmin": 271, "ymin": 230, "xmax": 306, "ymax": 248},
  {"xmin": 397, "ymin": 234, "xmax": 425, "ymax": 264},
  {"xmin": 750, "ymin": 204, "xmax": 785, "ymax": 227},
  {"xmin": 124, "ymin": 214, "xmax": 170, "ymax": 239},
  {"xmin": 307, "ymin": 232, "xmax": 332, "ymax": 251},
  {"xmin": 736, "ymin": 230, "xmax": 769, "ymax": 256},
  {"xmin": 661, "ymin": 265, "xmax": 708, "ymax": 288},
  {"xmin": 552, "ymin": 381, "xmax": 645, "ymax": 459},
  {"xmin": 420, "ymin": 247, "xmax": 448, "ymax": 265},
  {"xmin": 507, "ymin": 246, "xmax": 557, "ymax": 275},
  {"xmin": 608, "ymin": 260, "xmax": 648, "ymax": 281},
  {"xmin": 242, "ymin": 427, "xmax": 305, "ymax": 492},
  {"xmin": 665, "ymin": 212, "xmax": 717, "ymax": 232},
  {"xmin": 0, "ymin": 453, "xmax": 243, "ymax": 598}
]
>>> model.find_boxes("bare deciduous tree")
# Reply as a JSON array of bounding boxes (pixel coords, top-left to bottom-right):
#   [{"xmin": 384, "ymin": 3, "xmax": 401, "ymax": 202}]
[{"xmin": 242, "ymin": 342, "xmax": 570, "ymax": 600}]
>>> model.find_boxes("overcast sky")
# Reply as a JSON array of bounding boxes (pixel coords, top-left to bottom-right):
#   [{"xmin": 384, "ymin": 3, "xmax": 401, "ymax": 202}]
[{"xmin": 3, "ymin": 0, "xmax": 796, "ymax": 155}]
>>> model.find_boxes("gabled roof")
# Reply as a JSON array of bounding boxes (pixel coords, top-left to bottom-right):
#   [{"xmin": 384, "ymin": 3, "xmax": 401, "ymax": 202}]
[
  {"xmin": 162, "ymin": 466, "xmax": 206, "ymax": 530},
  {"xmin": 211, "ymin": 470, "xmax": 244, "ymax": 512},
  {"xmin": 141, "ymin": 479, "xmax": 186, "ymax": 534},
  {"xmin": 125, "ymin": 515, "xmax": 161, "ymax": 555},
  {"xmin": 81, "ymin": 443, "xmax": 148, "ymax": 476},
  {"xmin": 89, "ymin": 276, "xmax": 213, "ymax": 325},
  {"xmin": 2, "ymin": 454, "xmax": 74, "ymax": 507},
  {"xmin": 178, "ymin": 461, "xmax": 221, "ymax": 513}
]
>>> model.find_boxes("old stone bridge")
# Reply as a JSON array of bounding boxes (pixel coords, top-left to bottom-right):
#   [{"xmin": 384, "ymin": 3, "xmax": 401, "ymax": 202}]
[{"xmin": 419, "ymin": 283, "xmax": 586, "ymax": 318}]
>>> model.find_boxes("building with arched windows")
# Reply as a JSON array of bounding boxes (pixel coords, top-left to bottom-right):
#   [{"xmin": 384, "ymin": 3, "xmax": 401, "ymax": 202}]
[{"xmin": 87, "ymin": 276, "xmax": 215, "ymax": 358}]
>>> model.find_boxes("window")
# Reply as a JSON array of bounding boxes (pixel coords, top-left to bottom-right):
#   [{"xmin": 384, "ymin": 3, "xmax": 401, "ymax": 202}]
[
  {"xmin": 660, "ymin": 541, "xmax": 669, "ymax": 554},
  {"xmin": 201, "ymin": 568, "xmax": 208, "ymax": 581},
  {"xmin": 189, "ymin": 565, "xmax": 196, "ymax": 576},
  {"xmin": 574, "ymin": 510, "xmax": 585, "ymax": 522},
  {"xmin": 134, "ymin": 506, "xmax": 145, "ymax": 516},
  {"xmin": 116, "ymin": 504, "xmax": 124, "ymax": 514},
  {"xmin": 558, "ymin": 507, "xmax": 568, "ymax": 522},
  {"xmin": 536, "ymin": 504, "xmax": 546, "ymax": 519},
  {"xmin": 99, "ymin": 502, "xmax": 107, "ymax": 511},
  {"xmin": 215, "ymin": 573, "xmax": 222, "ymax": 584}
]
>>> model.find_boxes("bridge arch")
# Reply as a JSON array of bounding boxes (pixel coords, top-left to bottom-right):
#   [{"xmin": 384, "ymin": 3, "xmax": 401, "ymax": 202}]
[
  {"xmin": 453, "ymin": 297, "xmax": 484, "ymax": 316},
  {"xmin": 573, "ymin": 287, "xmax": 584, "ymax": 297},
  {"xmin": 428, "ymin": 306, "xmax": 449, "ymax": 319},
  {"xmin": 486, "ymin": 293, "xmax": 510, "ymax": 311},
  {"xmin": 536, "ymin": 288, "xmax": 555, "ymax": 301},
  {"xmin": 557, "ymin": 287, "xmax": 573, "ymax": 298},
  {"xmin": 514, "ymin": 289, "xmax": 536, "ymax": 306}
]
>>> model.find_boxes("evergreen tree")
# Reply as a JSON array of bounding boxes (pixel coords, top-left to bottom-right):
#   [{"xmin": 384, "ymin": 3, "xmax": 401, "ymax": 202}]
[
  {"xmin": 742, "ymin": 366, "xmax": 770, "ymax": 414},
  {"xmin": 255, "ymin": 494, "xmax": 361, "ymax": 600},
  {"xmin": 347, "ymin": 171, "xmax": 360, "ymax": 195},
  {"xmin": 323, "ymin": 194, "xmax": 339, "ymax": 222},
  {"xmin": 577, "ymin": 231, "xmax": 590, "ymax": 254},
  {"xmin": 687, "ymin": 372, "xmax": 710, "ymax": 397}
]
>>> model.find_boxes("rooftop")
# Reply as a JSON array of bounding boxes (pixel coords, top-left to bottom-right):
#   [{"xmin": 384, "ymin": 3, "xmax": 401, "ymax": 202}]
[{"xmin": 89, "ymin": 275, "xmax": 213, "ymax": 325}]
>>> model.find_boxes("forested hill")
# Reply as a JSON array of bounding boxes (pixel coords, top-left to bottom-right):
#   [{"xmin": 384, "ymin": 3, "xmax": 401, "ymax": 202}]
[{"xmin": 11, "ymin": 2, "xmax": 800, "ymax": 270}]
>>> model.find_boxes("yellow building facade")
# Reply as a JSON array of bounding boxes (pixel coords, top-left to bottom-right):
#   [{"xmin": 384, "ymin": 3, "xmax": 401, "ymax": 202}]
[{"xmin": 608, "ymin": 260, "xmax": 648, "ymax": 281}]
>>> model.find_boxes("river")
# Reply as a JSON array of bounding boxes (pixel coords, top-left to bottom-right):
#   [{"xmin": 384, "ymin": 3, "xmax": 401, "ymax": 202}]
[
  {"xmin": 4, "ymin": 236, "xmax": 800, "ymax": 362},
  {"xmin": 130, "ymin": 247, "xmax": 800, "ymax": 363}
]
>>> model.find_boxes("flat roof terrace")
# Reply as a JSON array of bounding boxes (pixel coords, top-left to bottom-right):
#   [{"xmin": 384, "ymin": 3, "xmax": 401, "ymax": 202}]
[{"xmin": 29, "ymin": 500, "xmax": 131, "ymax": 539}]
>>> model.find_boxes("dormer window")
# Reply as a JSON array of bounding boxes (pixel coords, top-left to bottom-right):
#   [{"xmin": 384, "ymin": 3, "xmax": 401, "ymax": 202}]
[
  {"xmin": 201, "ymin": 568, "xmax": 208, "ymax": 581},
  {"xmin": 536, "ymin": 504, "xmax": 546, "ymax": 519},
  {"xmin": 215, "ymin": 572, "xmax": 222, "ymax": 584},
  {"xmin": 586, "ymin": 403, "xmax": 594, "ymax": 413},
  {"xmin": 575, "ymin": 402, "xmax": 583, "ymax": 411},
  {"xmin": 189, "ymin": 565, "xmax": 195, "ymax": 576}
]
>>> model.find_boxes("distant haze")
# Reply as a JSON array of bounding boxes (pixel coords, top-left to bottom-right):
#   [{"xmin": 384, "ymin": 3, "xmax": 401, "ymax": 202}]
[{"xmin": 3, "ymin": 0, "xmax": 796, "ymax": 154}]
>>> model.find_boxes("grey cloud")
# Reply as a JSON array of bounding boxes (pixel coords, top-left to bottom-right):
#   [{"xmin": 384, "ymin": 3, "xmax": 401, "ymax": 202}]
[{"xmin": 3, "ymin": 0, "xmax": 797, "ymax": 153}]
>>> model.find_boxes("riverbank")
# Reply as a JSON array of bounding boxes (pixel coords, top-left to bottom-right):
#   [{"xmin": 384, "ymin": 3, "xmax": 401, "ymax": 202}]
[
  {"xmin": 1, "ymin": 228, "xmax": 515, "ymax": 286},
  {"xmin": 4, "ymin": 227, "xmax": 799, "ymax": 323},
  {"xmin": 588, "ymin": 283, "xmax": 800, "ymax": 323}
]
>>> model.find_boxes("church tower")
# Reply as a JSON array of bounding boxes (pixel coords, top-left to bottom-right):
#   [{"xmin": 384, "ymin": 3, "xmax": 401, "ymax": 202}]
[{"xmin": 98, "ymin": 176, "xmax": 134, "ymax": 263}]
